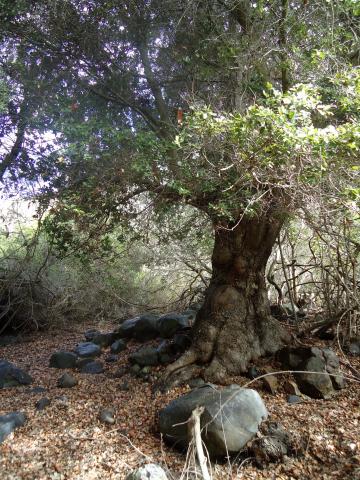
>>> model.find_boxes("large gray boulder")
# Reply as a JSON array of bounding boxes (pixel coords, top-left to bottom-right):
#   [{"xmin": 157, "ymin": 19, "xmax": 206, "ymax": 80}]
[
  {"xmin": 126, "ymin": 464, "xmax": 168, "ymax": 480},
  {"xmin": 0, "ymin": 360, "xmax": 33, "ymax": 388},
  {"xmin": 49, "ymin": 351, "xmax": 77, "ymax": 369},
  {"xmin": 159, "ymin": 385, "xmax": 268, "ymax": 457},
  {"xmin": 0, "ymin": 412, "xmax": 26, "ymax": 444},
  {"xmin": 117, "ymin": 314, "xmax": 160, "ymax": 341},
  {"xmin": 74, "ymin": 342, "xmax": 101, "ymax": 358},
  {"xmin": 156, "ymin": 313, "xmax": 190, "ymax": 338}
]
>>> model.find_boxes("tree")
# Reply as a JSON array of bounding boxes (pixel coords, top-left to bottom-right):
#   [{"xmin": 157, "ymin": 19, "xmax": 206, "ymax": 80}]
[{"xmin": 0, "ymin": 0, "xmax": 359, "ymax": 381}]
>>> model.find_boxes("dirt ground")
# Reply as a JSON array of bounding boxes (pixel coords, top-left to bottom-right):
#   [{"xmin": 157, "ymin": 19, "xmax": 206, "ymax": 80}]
[{"xmin": 0, "ymin": 320, "xmax": 359, "ymax": 480}]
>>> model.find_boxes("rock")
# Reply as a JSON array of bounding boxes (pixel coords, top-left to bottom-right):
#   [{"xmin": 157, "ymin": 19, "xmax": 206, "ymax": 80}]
[
  {"xmin": 348, "ymin": 339, "xmax": 360, "ymax": 356},
  {"xmin": 158, "ymin": 353, "xmax": 173, "ymax": 365},
  {"xmin": 159, "ymin": 385, "xmax": 268, "ymax": 457},
  {"xmin": 99, "ymin": 407, "xmax": 115, "ymax": 425},
  {"xmin": 57, "ymin": 373, "xmax": 78, "ymax": 388},
  {"xmin": 35, "ymin": 397, "xmax": 51, "ymax": 411},
  {"xmin": 189, "ymin": 302, "xmax": 203, "ymax": 311},
  {"xmin": 110, "ymin": 339, "xmax": 127, "ymax": 354},
  {"xmin": 157, "ymin": 340, "xmax": 175, "ymax": 364},
  {"xmin": 249, "ymin": 421, "xmax": 302, "ymax": 465},
  {"xmin": 287, "ymin": 395, "xmax": 302, "ymax": 404},
  {"xmin": 0, "ymin": 412, "xmax": 26, "ymax": 444},
  {"xmin": 74, "ymin": 342, "xmax": 101, "ymax": 358},
  {"xmin": 84, "ymin": 329, "xmax": 101, "ymax": 342},
  {"xmin": 49, "ymin": 351, "xmax": 77, "ymax": 369},
  {"xmin": 117, "ymin": 314, "xmax": 160, "ymax": 341},
  {"xmin": 181, "ymin": 309, "xmax": 197, "ymax": 322},
  {"xmin": 279, "ymin": 346, "xmax": 344, "ymax": 399},
  {"xmin": 129, "ymin": 346, "xmax": 159, "ymax": 367},
  {"xmin": 262, "ymin": 374, "xmax": 278, "ymax": 394},
  {"xmin": 247, "ymin": 366, "xmax": 261, "ymax": 379},
  {"xmin": 55, "ymin": 395, "xmax": 69, "ymax": 407},
  {"xmin": 130, "ymin": 364, "xmax": 141, "ymax": 375},
  {"xmin": 126, "ymin": 464, "xmax": 168, "ymax": 480},
  {"xmin": 0, "ymin": 359, "xmax": 33, "ymax": 388},
  {"xmin": 105, "ymin": 354, "xmax": 118, "ymax": 363},
  {"xmin": 0, "ymin": 335, "xmax": 20, "ymax": 347},
  {"xmin": 295, "ymin": 356, "xmax": 334, "ymax": 399},
  {"xmin": 76, "ymin": 357, "xmax": 94, "ymax": 369},
  {"xmin": 113, "ymin": 367, "xmax": 128, "ymax": 378},
  {"xmin": 28, "ymin": 386, "xmax": 47, "ymax": 394},
  {"xmin": 188, "ymin": 378, "xmax": 206, "ymax": 389},
  {"xmin": 80, "ymin": 361, "xmax": 104, "ymax": 374},
  {"xmin": 118, "ymin": 381, "xmax": 129, "ymax": 391},
  {"xmin": 283, "ymin": 380, "xmax": 301, "ymax": 396},
  {"xmin": 157, "ymin": 313, "xmax": 190, "ymax": 338},
  {"xmin": 157, "ymin": 340, "xmax": 172, "ymax": 354},
  {"xmin": 92, "ymin": 333, "xmax": 115, "ymax": 348},
  {"xmin": 173, "ymin": 333, "xmax": 192, "ymax": 353}
]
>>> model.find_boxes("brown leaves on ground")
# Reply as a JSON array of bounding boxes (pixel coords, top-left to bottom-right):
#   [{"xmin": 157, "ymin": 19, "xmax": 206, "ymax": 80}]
[{"xmin": 0, "ymin": 321, "xmax": 359, "ymax": 480}]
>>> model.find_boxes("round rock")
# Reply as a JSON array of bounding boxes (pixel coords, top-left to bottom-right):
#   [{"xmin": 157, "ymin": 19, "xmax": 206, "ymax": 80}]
[
  {"xmin": 49, "ymin": 351, "xmax": 77, "ymax": 369},
  {"xmin": 126, "ymin": 464, "xmax": 168, "ymax": 480},
  {"xmin": 74, "ymin": 342, "xmax": 101, "ymax": 358},
  {"xmin": 57, "ymin": 373, "xmax": 78, "ymax": 388}
]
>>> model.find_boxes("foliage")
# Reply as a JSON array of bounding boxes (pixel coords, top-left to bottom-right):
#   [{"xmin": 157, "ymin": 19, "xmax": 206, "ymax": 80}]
[{"xmin": 0, "ymin": 201, "xmax": 211, "ymax": 332}]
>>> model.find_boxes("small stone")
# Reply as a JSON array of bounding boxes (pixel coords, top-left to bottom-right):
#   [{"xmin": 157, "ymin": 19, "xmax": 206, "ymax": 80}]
[
  {"xmin": 49, "ymin": 351, "xmax": 77, "ymax": 369},
  {"xmin": 35, "ymin": 398, "xmax": 51, "ymax": 411},
  {"xmin": 105, "ymin": 354, "xmax": 118, "ymax": 363},
  {"xmin": 99, "ymin": 407, "xmax": 115, "ymax": 425},
  {"xmin": 348, "ymin": 341, "xmax": 360, "ymax": 356},
  {"xmin": 57, "ymin": 373, "xmax": 78, "ymax": 388},
  {"xmin": 118, "ymin": 381, "xmax": 129, "ymax": 391},
  {"xmin": 247, "ymin": 366, "xmax": 261, "ymax": 379},
  {"xmin": 76, "ymin": 357, "xmax": 94, "ymax": 370},
  {"xmin": 55, "ymin": 395, "xmax": 68, "ymax": 402},
  {"xmin": 0, "ymin": 335, "xmax": 20, "ymax": 347},
  {"xmin": 129, "ymin": 346, "xmax": 159, "ymax": 366},
  {"xmin": 130, "ymin": 364, "xmax": 141, "ymax": 375},
  {"xmin": 126, "ymin": 464, "xmax": 168, "ymax": 480},
  {"xmin": 80, "ymin": 361, "xmax": 104, "ymax": 374},
  {"xmin": 113, "ymin": 367, "xmax": 127, "ymax": 378},
  {"xmin": 84, "ymin": 329, "xmax": 101, "ymax": 341},
  {"xmin": 92, "ymin": 333, "xmax": 115, "ymax": 348},
  {"xmin": 110, "ymin": 339, "xmax": 127, "ymax": 354},
  {"xmin": 74, "ymin": 342, "xmax": 101, "ymax": 358},
  {"xmin": 29, "ymin": 386, "xmax": 47, "ymax": 394},
  {"xmin": 287, "ymin": 395, "xmax": 302, "ymax": 404}
]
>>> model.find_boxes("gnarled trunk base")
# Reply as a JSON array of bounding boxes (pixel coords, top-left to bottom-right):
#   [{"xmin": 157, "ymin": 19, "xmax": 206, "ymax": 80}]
[
  {"xmin": 165, "ymin": 216, "xmax": 290, "ymax": 384},
  {"xmin": 190, "ymin": 284, "xmax": 289, "ymax": 383}
]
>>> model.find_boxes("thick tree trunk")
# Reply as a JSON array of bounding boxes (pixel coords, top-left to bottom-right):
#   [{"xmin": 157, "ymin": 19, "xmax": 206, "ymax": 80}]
[{"xmin": 167, "ymin": 215, "xmax": 290, "ymax": 384}]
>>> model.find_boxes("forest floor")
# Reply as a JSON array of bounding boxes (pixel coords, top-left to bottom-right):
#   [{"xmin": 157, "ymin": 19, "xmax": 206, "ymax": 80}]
[{"xmin": 0, "ymin": 319, "xmax": 359, "ymax": 480}]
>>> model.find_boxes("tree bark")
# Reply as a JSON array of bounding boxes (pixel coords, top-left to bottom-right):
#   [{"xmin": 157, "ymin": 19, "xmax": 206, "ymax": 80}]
[{"xmin": 166, "ymin": 214, "xmax": 290, "ymax": 383}]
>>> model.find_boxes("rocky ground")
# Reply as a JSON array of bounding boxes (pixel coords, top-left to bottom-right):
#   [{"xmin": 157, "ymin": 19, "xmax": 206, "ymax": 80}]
[{"xmin": 0, "ymin": 319, "xmax": 359, "ymax": 480}]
